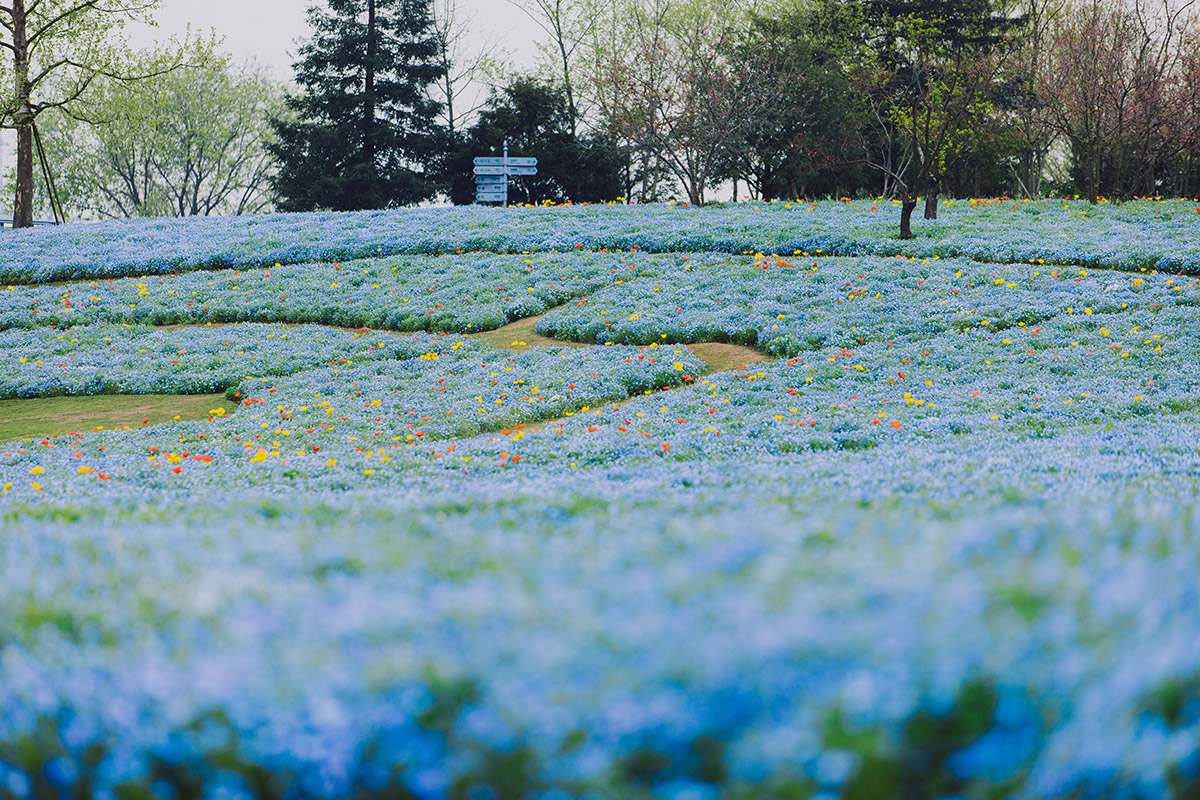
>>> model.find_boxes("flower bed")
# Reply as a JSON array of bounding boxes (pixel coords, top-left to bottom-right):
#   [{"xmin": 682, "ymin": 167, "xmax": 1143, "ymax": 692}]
[{"xmin": 0, "ymin": 204, "xmax": 1198, "ymax": 800}]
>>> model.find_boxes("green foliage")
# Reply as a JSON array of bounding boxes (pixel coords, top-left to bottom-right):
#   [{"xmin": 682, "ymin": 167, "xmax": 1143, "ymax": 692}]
[
  {"xmin": 268, "ymin": 0, "xmax": 446, "ymax": 211},
  {"xmin": 825, "ymin": 680, "xmax": 1032, "ymax": 800},
  {"xmin": 716, "ymin": 0, "xmax": 872, "ymax": 200},
  {"xmin": 442, "ymin": 77, "xmax": 625, "ymax": 205},
  {"xmin": 41, "ymin": 38, "xmax": 283, "ymax": 220}
]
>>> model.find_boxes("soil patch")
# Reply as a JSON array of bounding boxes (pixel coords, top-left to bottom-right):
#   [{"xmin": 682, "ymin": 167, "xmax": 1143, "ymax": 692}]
[{"xmin": 466, "ymin": 316, "xmax": 770, "ymax": 373}]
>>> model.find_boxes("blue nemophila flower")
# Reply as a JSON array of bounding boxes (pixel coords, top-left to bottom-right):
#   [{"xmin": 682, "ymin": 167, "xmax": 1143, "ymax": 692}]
[{"xmin": 0, "ymin": 203, "xmax": 1198, "ymax": 798}]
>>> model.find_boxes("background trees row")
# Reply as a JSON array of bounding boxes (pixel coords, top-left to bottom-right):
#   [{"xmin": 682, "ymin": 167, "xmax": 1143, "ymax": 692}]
[{"xmin": 8, "ymin": 0, "xmax": 1200, "ymax": 228}]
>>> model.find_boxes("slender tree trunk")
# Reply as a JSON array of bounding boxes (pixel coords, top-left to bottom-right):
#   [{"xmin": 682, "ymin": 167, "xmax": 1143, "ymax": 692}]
[
  {"xmin": 1020, "ymin": 149, "xmax": 1043, "ymax": 199},
  {"xmin": 363, "ymin": 0, "xmax": 377, "ymax": 170},
  {"xmin": 11, "ymin": 0, "xmax": 35, "ymax": 228},
  {"xmin": 1089, "ymin": 149, "xmax": 1100, "ymax": 202},
  {"xmin": 899, "ymin": 196, "xmax": 917, "ymax": 239},
  {"xmin": 923, "ymin": 175, "xmax": 939, "ymax": 219},
  {"xmin": 554, "ymin": 1, "xmax": 577, "ymax": 137}
]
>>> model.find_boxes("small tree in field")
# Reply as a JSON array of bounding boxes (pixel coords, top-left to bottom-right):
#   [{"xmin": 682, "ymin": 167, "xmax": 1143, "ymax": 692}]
[{"xmin": 856, "ymin": 0, "xmax": 1017, "ymax": 237}]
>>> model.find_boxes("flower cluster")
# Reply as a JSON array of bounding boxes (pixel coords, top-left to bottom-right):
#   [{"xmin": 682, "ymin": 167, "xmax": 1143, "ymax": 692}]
[
  {"xmin": 0, "ymin": 251, "xmax": 686, "ymax": 333},
  {"xmin": 0, "ymin": 323, "xmax": 474, "ymax": 398},
  {"xmin": 0, "ymin": 202, "xmax": 1198, "ymax": 800},
  {"xmin": 0, "ymin": 197, "xmax": 1198, "ymax": 284}
]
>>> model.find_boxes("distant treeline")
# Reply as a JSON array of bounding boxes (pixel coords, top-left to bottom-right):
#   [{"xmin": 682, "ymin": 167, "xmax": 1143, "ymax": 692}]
[{"xmin": 27, "ymin": 0, "xmax": 1200, "ymax": 226}]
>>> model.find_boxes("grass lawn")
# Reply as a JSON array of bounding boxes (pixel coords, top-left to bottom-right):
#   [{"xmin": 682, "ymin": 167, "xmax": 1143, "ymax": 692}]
[{"xmin": 0, "ymin": 393, "xmax": 234, "ymax": 442}]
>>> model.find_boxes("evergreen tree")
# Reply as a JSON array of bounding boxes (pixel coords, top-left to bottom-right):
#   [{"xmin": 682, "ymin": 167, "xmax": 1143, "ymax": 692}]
[{"xmin": 268, "ymin": 0, "xmax": 445, "ymax": 211}]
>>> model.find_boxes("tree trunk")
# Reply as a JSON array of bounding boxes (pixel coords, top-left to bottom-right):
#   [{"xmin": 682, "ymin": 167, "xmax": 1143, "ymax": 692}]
[
  {"xmin": 1088, "ymin": 149, "xmax": 1100, "ymax": 203},
  {"xmin": 13, "ymin": 121, "xmax": 34, "ymax": 228},
  {"xmin": 363, "ymin": 0, "xmax": 377, "ymax": 169},
  {"xmin": 11, "ymin": 0, "xmax": 35, "ymax": 228},
  {"xmin": 553, "ymin": 0, "xmax": 577, "ymax": 137},
  {"xmin": 899, "ymin": 196, "xmax": 917, "ymax": 239},
  {"xmin": 1019, "ymin": 149, "xmax": 1041, "ymax": 199},
  {"xmin": 923, "ymin": 175, "xmax": 939, "ymax": 219}
]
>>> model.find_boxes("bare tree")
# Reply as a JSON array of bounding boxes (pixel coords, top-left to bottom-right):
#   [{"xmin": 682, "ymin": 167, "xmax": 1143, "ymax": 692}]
[
  {"xmin": 431, "ymin": 0, "xmax": 504, "ymax": 136},
  {"xmin": 1122, "ymin": 0, "xmax": 1199, "ymax": 196},
  {"xmin": 508, "ymin": 0, "xmax": 591, "ymax": 135},
  {"xmin": 1043, "ymin": 0, "xmax": 1199, "ymax": 201},
  {"xmin": 587, "ymin": 0, "xmax": 764, "ymax": 205},
  {"xmin": 1003, "ymin": 0, "xmax": 1067, "ymax": 198}
]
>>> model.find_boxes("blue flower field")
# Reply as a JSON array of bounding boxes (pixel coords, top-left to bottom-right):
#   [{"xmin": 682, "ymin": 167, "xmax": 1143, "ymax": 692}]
[{"xmin": 1, "ymin": 199, "xmax": 1198, "ymax": 799}]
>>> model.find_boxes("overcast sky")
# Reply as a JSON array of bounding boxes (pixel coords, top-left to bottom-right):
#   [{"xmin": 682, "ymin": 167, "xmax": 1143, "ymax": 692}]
[{"xmin": 131, "ymin": 0, "xmax": 542, "ymax": 82}]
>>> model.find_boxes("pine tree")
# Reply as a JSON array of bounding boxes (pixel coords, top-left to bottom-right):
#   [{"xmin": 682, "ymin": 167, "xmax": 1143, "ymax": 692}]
[{"xmin": 268, "ymin": 0, "xmax": 445, "ymax": 211}]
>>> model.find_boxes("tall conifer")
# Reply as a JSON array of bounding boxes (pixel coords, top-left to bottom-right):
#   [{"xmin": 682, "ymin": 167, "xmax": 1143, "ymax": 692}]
[{"xmin": 269, "ymin": 0, "xmax": 445, "ymax": 211}]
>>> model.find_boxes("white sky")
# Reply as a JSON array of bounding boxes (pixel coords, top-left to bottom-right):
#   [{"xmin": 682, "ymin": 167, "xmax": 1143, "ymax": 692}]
[{"xmin": 131, "ymin": 0, "xmax": 542, "ymax": 83}]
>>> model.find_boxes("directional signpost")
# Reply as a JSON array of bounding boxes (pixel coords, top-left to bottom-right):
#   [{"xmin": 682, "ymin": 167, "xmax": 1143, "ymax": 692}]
[{"xmin": 473, "ymin": 140, "xmax": 538, "ymax": 205}]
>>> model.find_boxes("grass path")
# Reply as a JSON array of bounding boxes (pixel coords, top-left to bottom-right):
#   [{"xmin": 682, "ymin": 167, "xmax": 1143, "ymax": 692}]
[
  {"xmin": 466, "ymin": 315, "xmax": 771, "ymax": 434},
  {"xmin": 0, "ymin": 393, "xmax": 234, "ymax": 443}
]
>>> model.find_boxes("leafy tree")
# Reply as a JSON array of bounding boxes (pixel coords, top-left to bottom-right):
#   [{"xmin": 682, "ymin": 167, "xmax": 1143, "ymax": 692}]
[
  {"xmin": 268, "ymin": 0, "xmax": 445, "ymax": 212},
  {"xmin": 444, "ymin": 77, "xmax": 623, "ymax": 205},
  {"xmin": 854, "ymin": 0, "xmax": 1019, "ymax": 235},
  {"xmin": 42, "ymin": 42, "xmax": 282, "ymax": 219},
  {"xmin": 716, "ymin": 0, "xmax": 870, "ymax": 201},
  {"xmin": 0, "ymin": 0, "xmax": 181, "ymax": 227}
]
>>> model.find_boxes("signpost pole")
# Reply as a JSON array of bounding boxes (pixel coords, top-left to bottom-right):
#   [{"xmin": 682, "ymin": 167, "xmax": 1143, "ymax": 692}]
[{"xmin": 473, "ymin": 138, "xmax": 535, "ymax": 205}]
